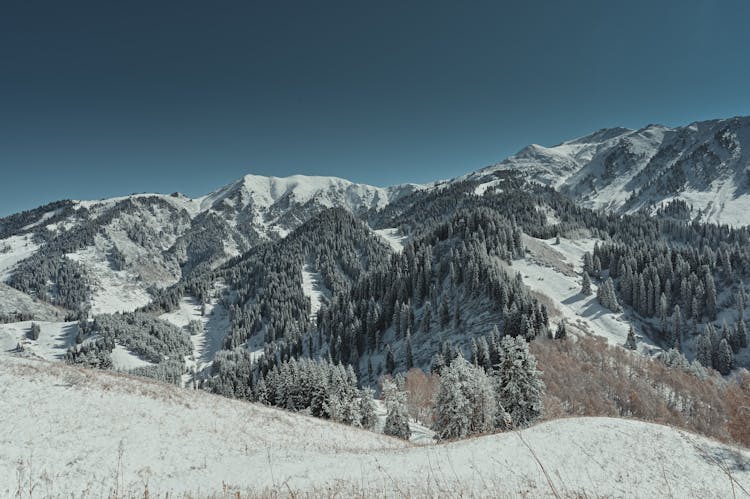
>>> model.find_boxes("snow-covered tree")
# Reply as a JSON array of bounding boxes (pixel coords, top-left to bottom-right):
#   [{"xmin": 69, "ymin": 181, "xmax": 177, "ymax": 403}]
[
  {"xmin": 597, "ymin": 277, "xmax": 621, "ymax": 312},
  {"xmin": 28, "ymin": 322, "xmax": 41, "ymax": 340},
  {"xmin": 494, "ymin": 336, "xmax": 544, "ymax": 428},
  {"xmin": 382, "ymin": 379, "xmax": 411, "ymax": 440},
  {"xmin": 359, "ymin": 388, "xmax": 378, "ymax": 430},
  {"xmin": 433, "ymin": 356, "xmax": 497, "ymax": 440},
  {"xmin": 581, "ymin": 272, "xmax": 592, "ymax": 296}
]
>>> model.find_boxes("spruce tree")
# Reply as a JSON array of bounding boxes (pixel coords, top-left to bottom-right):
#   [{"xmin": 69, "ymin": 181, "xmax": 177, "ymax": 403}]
[
  {"xmin": 717, "ymin": 338, "xmax": 733, "ymax": 375},
  {"xmin": 581, "ymin": 272, "xmax": 592, "ymax": 296},
  {"xmin": 359, "ymin": 388, "xmax": 378, "ymax": 430},
  {"xmin": 382, "ymin": 379, "xmax": 411, "ymax": 440},
  {"xmin": 624, "ymin": 325, "xmax": 637, "ymax": 350},
  {"xmin": 494, "ymin": 336, "xmax": 544, "ymax": 428},
  {"xmin": 554, "ymin": 321, "xmax": 567, "ymax": 340}
]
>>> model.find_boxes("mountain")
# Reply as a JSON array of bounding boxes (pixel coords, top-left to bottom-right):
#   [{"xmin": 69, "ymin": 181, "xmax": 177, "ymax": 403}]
[{"xmin": 472, "ymin": 116, "xmax": 750, "ymax": 225}]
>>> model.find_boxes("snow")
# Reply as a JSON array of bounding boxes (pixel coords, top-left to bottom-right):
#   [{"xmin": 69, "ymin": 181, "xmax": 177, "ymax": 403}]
[
  {"xmin": 201, "ymin": 174, "xmax": 398, "ymax": 213},
  {"xmin": 511, "ymin": 236, "xmax": 655, "ymax": 348},
  {"xmin": 474, "ymin": 178, "xmax": 503, "ymax": 195},
  {"xmin": 374, "ymin": 227, "xmax": 407, "ymax": 252},
  {"xmin": 373, "ymin": 399, "xmax": 435, "ymax": 445},
  {"xmin": 0, "ymin": 321, "xmax": 76, "ymax": 359},
  {"xmin": 2, "ymin": 355, "xmax": 748, "ymax": 497},
  {"xmin": 0, "ymin": 234, "xmax": 39, "ymax": 281},
  {"xmin": 301, "ymin": 263, "xmax": 329, "ymax": 320},
  {"xmin": 110, "ymin": 343, "xmax": 154, "ymax": 370},
  {"xmin": 66, "ymin": 245, "xmax": 152, "ymax": 315},
  {"xmin": 159, "ymin": 295, "xmax": 230, "ymax": 383}
]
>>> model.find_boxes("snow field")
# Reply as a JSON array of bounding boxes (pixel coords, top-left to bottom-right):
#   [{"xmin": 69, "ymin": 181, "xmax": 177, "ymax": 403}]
[{"xmin": 1, "ymin": 355, "xmax": 748, "ymax": 498}]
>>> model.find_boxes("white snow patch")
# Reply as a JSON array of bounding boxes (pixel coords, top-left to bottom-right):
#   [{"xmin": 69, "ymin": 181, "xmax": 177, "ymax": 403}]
[
  {"xmin": 0, "ymin": 321, "xmax": 76, "ymax": 359},
  {"xmin": 0, "ymin": 235, "xmax": 39, "ymax": 281},
  {"xmin": 301, "ymin": 263, "xmax": 329, "ymax": 320},
  {"xmin": 474, "ymin": 179, "xmax": 503, "ymax": 196},
  {"xmin": 513, "ymin": 236, "xmax": 652, "ymax": 347},
  {"xmin": 160, "ymin": 295, "xmax": 230, "ymax": 383},
  {"xmin": 374, "ymin": 227, "xmax": 407, "ymax": 252},
  {"xmin": 110, "ymin": 343, "xmax": 154, "ymax": 370},
  {"xmin": 66, "ymin": 245, "xmax": 152, "ymax": 314}
]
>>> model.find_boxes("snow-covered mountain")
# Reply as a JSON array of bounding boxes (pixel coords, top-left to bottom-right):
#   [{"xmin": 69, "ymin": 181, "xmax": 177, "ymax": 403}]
[{"xmin": 472, "ymin": 116, "xmax": 750, "ymax": 225}]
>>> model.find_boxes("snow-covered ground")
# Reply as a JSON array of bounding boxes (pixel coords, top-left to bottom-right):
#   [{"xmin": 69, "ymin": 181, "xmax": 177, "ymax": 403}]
[
  {"xmin": 512, "ymin": 236, "xmax": 655, "ymax": 348},
  {"xmin": 301, "ymin": 262, "xmax": 329, "ymax": 320},
  {"xmin": 0, "ymin": 320, "xmax": 76, "ymax": 359},
  {"xmin": 66, "ymin": 245, "xmax": 153, "ymax": 315},
  {"xmin": 0, "ymin": 234, "xmax": 39, "ymax": 281},
  {"xmin": 2, "ymin": 355, "xmax": 748, "ymax": 498},
  {"xmin": 374, "ymin": 227, "xmax": 407, "ymax": 252},
  {"xmin": 110, "ymin": 343, "xmax": 154, "ymax": 370},
  {"xmin": 372, "ymin": 399, "xmax": 435, "ymax": 445},
  {"xmin": 159, "ymin": 295, "xmax": 230, "ymax": 384}
]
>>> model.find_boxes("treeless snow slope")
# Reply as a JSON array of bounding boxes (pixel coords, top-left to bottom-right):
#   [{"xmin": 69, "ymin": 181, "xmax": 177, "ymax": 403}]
[{"xmin": 2, "ymin": 356, "xmax": 749, "ymax": 498}]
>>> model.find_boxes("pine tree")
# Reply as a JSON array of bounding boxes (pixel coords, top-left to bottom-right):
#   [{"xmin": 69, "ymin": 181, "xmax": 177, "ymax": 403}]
[
  {"xmin": 597, "ymin": 277, "xmax": 621, "ymax": 312},
  {"xmin": 28, "ymin": 322, "xmax": 41, "ymax": 340},
  {"xmin": 405, "ymin": 330, "xmax": 414, "ymax": 370},
  {"xmin": 581, "ymin": 272, "xmax": 592, "ymax": 296},
  {"xmin": 382, "ymin": 379, "xmax": 411, "ymax": 440},
  {"xmin": 624, "ymin": 325, "xmax": 637, "ymax": 350},
  {"xmin": 554, "ymin": 321, "xmax": 567, "ymax": 340},
  {"xmin": 494, "ymin": 336, "xmax": 544, "ymax": 428},
  {"xmin": 385, "ymin": 344, "xmax": 395, "ymax": 374},
  {"xmin": 717, "ymin": 338, "xmax": 733, "ymax": 375},
  {"xmin": 359, "ymin": 388, "xmax": 378, "ymax": 430}
]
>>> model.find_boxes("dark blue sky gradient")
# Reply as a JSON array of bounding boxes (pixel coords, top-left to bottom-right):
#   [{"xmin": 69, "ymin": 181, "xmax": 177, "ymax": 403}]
[{"xmin": 1, "ymin": 0, "xmax": 749, "ymax": 215}]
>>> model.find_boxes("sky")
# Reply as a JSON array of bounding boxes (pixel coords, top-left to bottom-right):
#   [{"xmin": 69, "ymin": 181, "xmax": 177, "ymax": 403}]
[{"xmin": 1, "ymin": 0, "xmax": 749, "ymax": 216}]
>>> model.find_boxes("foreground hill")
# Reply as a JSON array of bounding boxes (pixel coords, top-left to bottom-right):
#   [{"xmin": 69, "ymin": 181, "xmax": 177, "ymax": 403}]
[{"xmin": 2, "ymin": 356, "xmax": 748, "ymax": 498}]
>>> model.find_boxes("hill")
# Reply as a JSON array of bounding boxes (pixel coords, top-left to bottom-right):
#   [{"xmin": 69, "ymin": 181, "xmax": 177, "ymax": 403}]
[{"xmin": 2, "ymin": 355, "xmax": 748, "ymax": 498}]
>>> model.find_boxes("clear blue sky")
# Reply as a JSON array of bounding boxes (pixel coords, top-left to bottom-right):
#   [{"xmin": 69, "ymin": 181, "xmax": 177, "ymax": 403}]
[{"xmin": 1, "ymin": 0, "xmax": 749, "ymax": 216}]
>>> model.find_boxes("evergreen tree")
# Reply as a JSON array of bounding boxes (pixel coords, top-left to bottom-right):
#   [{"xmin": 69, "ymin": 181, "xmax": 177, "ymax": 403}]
[
  {"xmin": 624, "ymin": 325, "xmax": 637, "ymax": 350},
  {"xmin": 405, "ymin": 330, "xmax": 414, "ymax": 370},
  {"xmin": 494, "ymin": 336, "xmax": 544, "ymax": 428},
  {"xmin": 382, "ymin": 379, "xmax": 411, "ymax": 440},
  {"xmin": 554, "ymin": 321, "xmax": 567, "ymax": 340},
  {"xmin": 28, "ymin": 322, "xmax": 41, "ymax": 341},
  {"xmin": 597, "ymin": 277, "xmax": 621, "ymax": 312},
  {"xmin": 433, "ymin": 356, "xmax": 497, "ymax": 440},
  {"xmin": 581, "ymin": 272, "xmax": 592, "ymax": 296},
  {"xmin": 717, "ymin": 338, "xmax": 733, "ymax": 375},
  {"xmin": 359, "ymin": 388, "xmax": 378, "ymax": 430}
]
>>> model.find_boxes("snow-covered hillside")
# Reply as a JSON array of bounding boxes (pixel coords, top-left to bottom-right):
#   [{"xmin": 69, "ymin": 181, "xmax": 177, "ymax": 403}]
[
  {"xmin": 2, "ymin": 356, "xmax": 748, "ymax": 498},
  {"xmin": 474, "ymin": 116, "xmax": 750, "ymax": 226}
]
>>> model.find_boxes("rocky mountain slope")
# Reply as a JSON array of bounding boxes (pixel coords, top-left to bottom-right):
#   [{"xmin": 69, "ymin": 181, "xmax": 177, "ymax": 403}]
[{"xmin": 471, "ymin": 116, "xmax": 750, "ymax": 225}]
